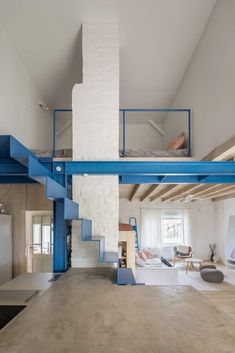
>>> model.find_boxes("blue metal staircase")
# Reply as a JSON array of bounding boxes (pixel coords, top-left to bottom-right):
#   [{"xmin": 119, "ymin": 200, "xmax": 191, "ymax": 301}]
[
  {"xmin": 80, "ymin": 219, "xmax": 118, "ymax": 263},
  {"xmin": 0, "ymin": 135, "xmax": 123, "ymax": 280}
]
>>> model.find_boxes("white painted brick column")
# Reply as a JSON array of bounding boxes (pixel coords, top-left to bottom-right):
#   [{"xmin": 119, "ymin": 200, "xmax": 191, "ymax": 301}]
[{"xmin": 72, "ymin": 23, "xmax": 119, "ymax": 267}]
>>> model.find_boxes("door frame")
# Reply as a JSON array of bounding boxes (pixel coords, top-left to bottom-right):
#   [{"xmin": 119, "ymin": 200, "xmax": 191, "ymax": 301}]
[{"xmin": 25, "ymin": 210, "xmax": 53, "ymax": 273}]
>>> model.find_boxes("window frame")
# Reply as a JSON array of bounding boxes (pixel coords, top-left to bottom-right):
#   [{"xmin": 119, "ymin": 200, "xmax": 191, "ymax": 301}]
[
  {"xmin": 32, "ymin": 215, "xmax": 53, "ymax": 255},
  {"xmin": 160, "ymin": 214, "xmax": 185, "ymax": 246}
]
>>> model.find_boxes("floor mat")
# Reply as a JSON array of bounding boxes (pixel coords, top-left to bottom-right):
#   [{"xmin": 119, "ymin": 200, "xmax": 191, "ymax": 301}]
[{"xmin": 0, "ymin": 305, "xmax": 26, "ymax": 330}]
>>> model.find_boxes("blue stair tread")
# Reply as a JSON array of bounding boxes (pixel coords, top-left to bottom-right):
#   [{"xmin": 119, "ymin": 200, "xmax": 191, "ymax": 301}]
[
  {"xmin": 88, "ymin": 236, "xmax": 104, "ymax": 241},
  {"xmin": 117, "ymin": 268, "xmax": 136, "ymax": 285},
  {"xmin": 46, "ymin": 177, "xmax": 66, "ymax": 199},
  {"xmin": 100, "ymin": 252, "xmax": 118, "ymax": 263},
  {"xmin": 9, "ymin": 154, "xmax": 28, "ymax": 166},
  {"xmin": 64, "ymin": 198, "xmax": 79, "ymax": 220}
]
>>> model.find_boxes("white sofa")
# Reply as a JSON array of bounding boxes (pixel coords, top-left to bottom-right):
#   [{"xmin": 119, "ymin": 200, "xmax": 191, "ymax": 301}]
[{"xmin": 134, "ymin": 266, "xmax": 178, "ymax": 285}]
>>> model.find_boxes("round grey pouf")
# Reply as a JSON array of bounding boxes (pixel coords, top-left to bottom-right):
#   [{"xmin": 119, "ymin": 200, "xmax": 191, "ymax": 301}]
[
  {"xmin": 200, "ymin": 264, "xmax": 216, "ymax": 271},
  {"xmin": 200, "ymin": 269, "xmax": 224, "ymax": 283}
]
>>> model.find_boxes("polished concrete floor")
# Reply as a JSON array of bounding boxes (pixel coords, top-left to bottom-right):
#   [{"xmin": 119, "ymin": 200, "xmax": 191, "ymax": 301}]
[{"xmin": 0, "ymin": 268, "xmax": 235, "ymax": 353}]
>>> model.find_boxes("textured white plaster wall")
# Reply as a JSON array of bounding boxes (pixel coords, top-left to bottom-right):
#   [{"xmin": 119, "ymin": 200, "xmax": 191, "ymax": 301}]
[
  {"xmin": 72, "ymin": 23, "xmax": 119, "ymax": 267},
  {"xmin": 0, "ymin": 23, "xmax": 51, "ymax": 149}
]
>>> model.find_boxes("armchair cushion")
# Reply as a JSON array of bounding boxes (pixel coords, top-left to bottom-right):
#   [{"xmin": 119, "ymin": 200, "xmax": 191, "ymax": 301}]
[{"xmin": 177, "ymin": 245, "xmax": 190, "ymax": 255}]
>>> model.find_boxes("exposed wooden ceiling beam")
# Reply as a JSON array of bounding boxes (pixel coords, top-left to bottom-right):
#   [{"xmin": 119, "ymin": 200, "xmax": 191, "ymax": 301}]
[
  {"xmin": 200, "ymin": 186, "xmax": 235, "ymax": 200},
  {"xmin": 128, "ymin": 184, "xmax": 140, "ymax": 201},
  {"xmin": 212, "ymin": 193, "xmax": 235, "ymax": 202},
  {"xmin": 161, "ymin": 185, "xmax": 198, "ymax": 202},
  {"xmin": 140, "ymin": 184, "xmax": 159, "ymax": 202},
  {"xmin": 172, "ymin": 185, "xmax": 235, "ymax": 202},
  {"xmin": 202, "ymin": 135, "xmax": 235, "ymax": 161},
  {"xmin": 150, "ymin": 185, "xmax": 176, "ymax": 202},
  {"xmin": 170, "ymin": 185, "xmax": 216, "ymax": 202},
  {"xmin": 197, "ymin": 185, "xmax": 234, "ymax": 198}
]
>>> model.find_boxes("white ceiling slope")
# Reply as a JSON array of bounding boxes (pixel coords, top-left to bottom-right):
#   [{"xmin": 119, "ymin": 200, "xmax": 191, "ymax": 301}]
[{"xmin": 0, "ymin": 0, "xmax": 216, "ymax": 109}]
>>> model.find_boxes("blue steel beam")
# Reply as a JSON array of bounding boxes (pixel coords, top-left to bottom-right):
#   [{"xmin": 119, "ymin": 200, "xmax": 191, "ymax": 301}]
[
  {"xmin": 0, "ymin": 162, "xmax": 28, "ymax": 175},
  {"xmin": 120, "ymin": 175, "xmax": 235, "ymax": 184},
  {"xmin": 57, "ymin": 161, "xmax": 235, "ymax": 177},
  {"xmin": 53, "ymin": 201, "xmax": 67, "ymax": 273},
  {"xmin": 0, "ymin": 176, "xmax": 36, "ymax": 183}
]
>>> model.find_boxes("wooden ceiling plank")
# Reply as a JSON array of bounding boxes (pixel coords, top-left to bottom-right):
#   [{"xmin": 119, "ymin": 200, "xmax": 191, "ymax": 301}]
[
  {"xmin": 212, "ymin": 193, "xmax": 235, "ymax": 202},
  {"xmin": 161, "ymin": 185, "xmax": 199, "ymax": 202},
  {"xmin": 199, "ymin": 186, "xmax": 235, "ymax": 200},
  {"xmin": 150, "ymin": 185, "xmax": 176, "ymax": 202},
  {"xmin": 140, "ymin": 184, "xmax": 159, "ymax": 202},
  {"xmin": 202, "ymin": 136, "xmax": 235, "ymax": 161},
  {"xmin": 170, "ymin": 185, "xmax": 214, "ymax": 202},
  {"xmin": 128, "ymin": 184, "xmax": 140, "ymax": 202},
  {"xmin": 196, "ymin": 184, "xmax": 233, "ymax": 198}
]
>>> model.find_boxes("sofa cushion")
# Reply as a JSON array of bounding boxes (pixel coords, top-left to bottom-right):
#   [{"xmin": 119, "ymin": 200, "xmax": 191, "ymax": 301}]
[
  {"xmin": 135, "ymin": 254, "xmax": 145, "ymax": 267},
  {"xmin": 137, "ymin": 251, "xmax": 147, "ymax": 262},
  {"xmin": 145, "ymin": 258, "xmax": 162, "ymax": 265},
  {"xmin": 143, "ymin": 250, "xmax": 156, "ymax": 259}
]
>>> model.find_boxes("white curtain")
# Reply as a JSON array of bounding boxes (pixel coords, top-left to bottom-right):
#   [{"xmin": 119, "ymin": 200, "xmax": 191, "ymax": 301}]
[
  {"xmin": 141, "ymin": 208, "xmax": 162, "ymax": 251},
  {"xmin": 181, "ymin": 209, "xmax": 193, "ymax": 246},
  {"xmin": 140, "ymin": 208, "xmax": 193, "ymax": 253}
]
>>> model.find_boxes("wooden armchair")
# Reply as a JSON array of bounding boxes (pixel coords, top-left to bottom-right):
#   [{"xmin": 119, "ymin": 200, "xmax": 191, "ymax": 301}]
[{"xmin": 173, "ymin": 245, "xmax": 193, "ymax": 265}]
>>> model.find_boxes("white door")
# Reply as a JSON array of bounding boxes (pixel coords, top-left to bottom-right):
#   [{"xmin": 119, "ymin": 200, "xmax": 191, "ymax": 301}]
[{"xmin": 27, "ymin": 214, "xmax": 53, "ymax": 272}]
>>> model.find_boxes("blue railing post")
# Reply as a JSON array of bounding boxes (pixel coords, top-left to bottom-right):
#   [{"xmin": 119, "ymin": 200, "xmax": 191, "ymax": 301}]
[
  {"xmin": 52, "ymin": 109, "xmax": 72, "ymax": 159},
  {"xmin": 188, "ymin": 109, "xmax": 192, "ymax": 157},
  {"xmin": 122, "ymin": 110, "xmax": 126, "ymax": 157},
  {"xmin": 52, "ymin": 109, "xmax": 56, "ymax": 158}
]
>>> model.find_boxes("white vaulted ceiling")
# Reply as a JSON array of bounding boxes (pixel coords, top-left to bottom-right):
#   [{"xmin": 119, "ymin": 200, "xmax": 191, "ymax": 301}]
[{"xmin": 0, "ymin": 0, "xmax": 216, "ymax": 109}]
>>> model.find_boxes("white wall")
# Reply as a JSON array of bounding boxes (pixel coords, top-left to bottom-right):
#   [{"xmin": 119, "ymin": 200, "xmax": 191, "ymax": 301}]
[
  {"xmin": 119, "ymin": 123, "xmax": 163, "ymax": 151},
  {"xmin": 215, "ymin": 198, "xmax": 235, "ymax": 263},
  {"xmin": 72, "ymin": 23, "xmax": 119, "ymax": 267},
  {"xmin": 164, "ymin": 0, "xmax": 235, "ymax": 159},
  {"xmin": 119, "ymin": 199, "xmax": 216, "ymax": 260},
  {"xmin": 0, "ymin": 24, "xmax": 51, "ymax": 149}
]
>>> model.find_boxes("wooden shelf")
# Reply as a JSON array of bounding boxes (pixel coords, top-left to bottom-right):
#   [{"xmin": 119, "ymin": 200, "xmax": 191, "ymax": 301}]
[{"xmin": 118, "ymin": 231, "xmax": 135, "ymax": 269}]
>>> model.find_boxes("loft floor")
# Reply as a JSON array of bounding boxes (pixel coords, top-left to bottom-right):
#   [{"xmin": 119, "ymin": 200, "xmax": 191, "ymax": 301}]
[{"xmin": 0, "ymin": 268, "xmax": 235, "ymax": 353}]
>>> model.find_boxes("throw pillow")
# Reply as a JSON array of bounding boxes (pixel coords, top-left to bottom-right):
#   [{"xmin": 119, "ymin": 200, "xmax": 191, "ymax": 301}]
[
  {"xmin": 161, "ymin": 256, "xmax": 173, "ymax": 267},
  {"xmin": 167, "ymin": 132, "xmax": 186, "ymax": 150}
]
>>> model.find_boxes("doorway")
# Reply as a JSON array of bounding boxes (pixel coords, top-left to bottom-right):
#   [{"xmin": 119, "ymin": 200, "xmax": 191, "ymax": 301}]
[{"xmin": 25, "ymin": 211, "xmax": 53, "ymax": 272}]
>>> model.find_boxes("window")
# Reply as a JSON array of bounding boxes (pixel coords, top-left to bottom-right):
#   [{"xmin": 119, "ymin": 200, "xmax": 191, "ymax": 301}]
[
  {"xmin": 32, "ymin": 215, "xmax": 53, "ymax": 254},
  {"xmin": 161, "ymin": 215, "xmax": 184, "ymax": 246}
]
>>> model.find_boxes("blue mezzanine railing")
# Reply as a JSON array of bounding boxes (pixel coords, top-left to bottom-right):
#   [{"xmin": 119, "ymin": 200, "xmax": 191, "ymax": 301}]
[
  {"xmin": 119, "ymin": 108, "xmax": 191, "ymax": 158},
  {"xmin": 52, "ymin": 108, "xmax": 192, "ymax": 158}
]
